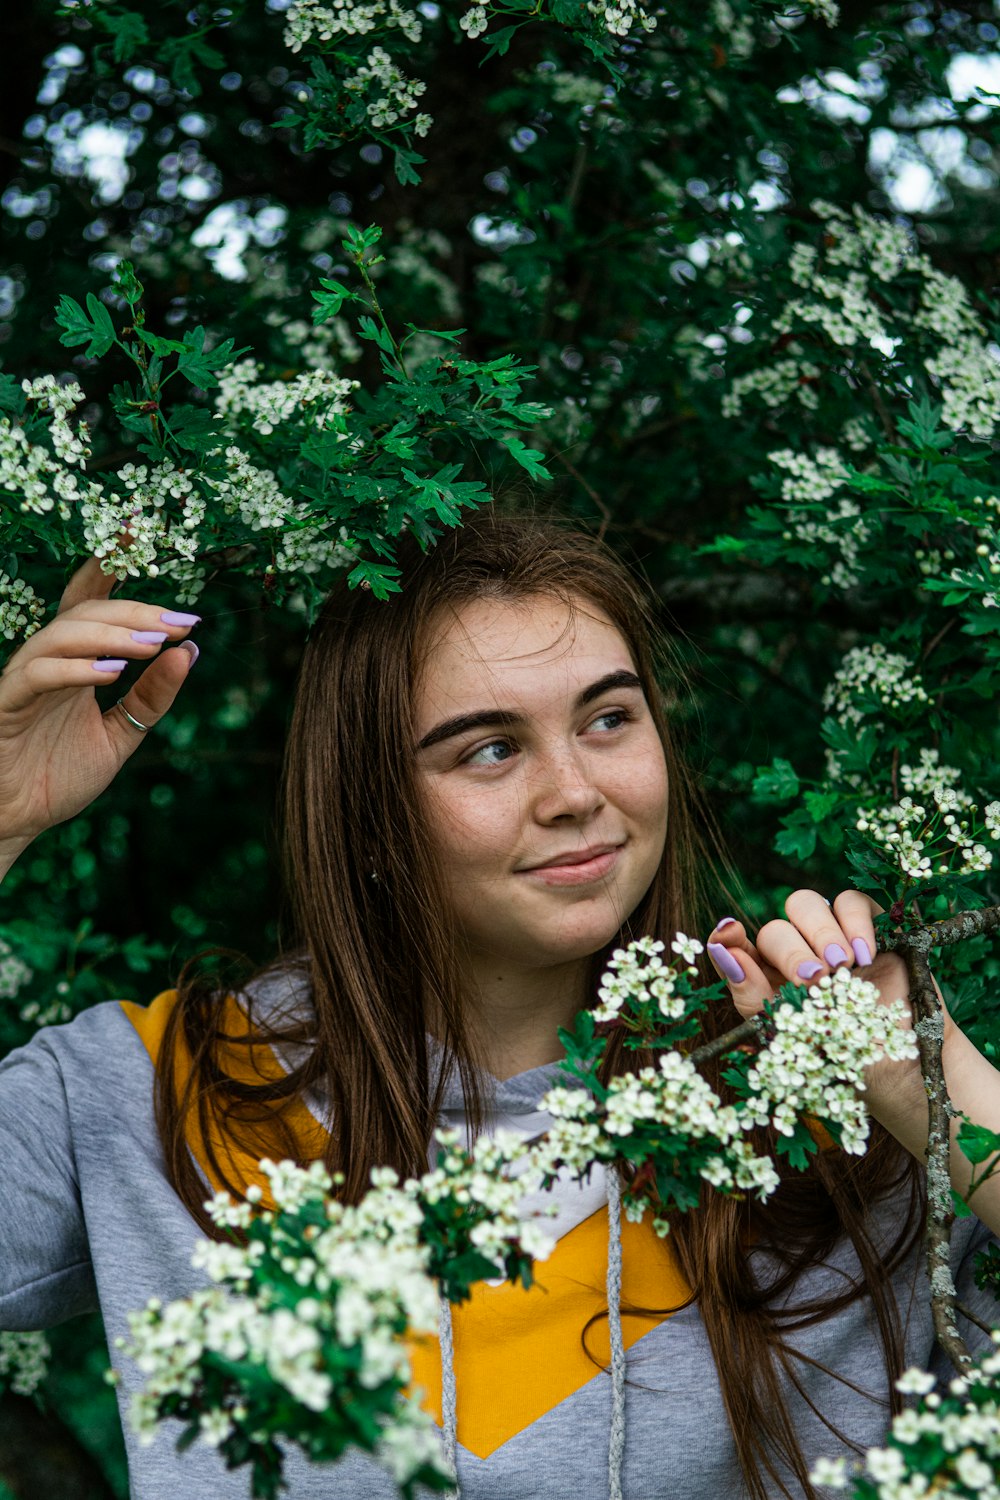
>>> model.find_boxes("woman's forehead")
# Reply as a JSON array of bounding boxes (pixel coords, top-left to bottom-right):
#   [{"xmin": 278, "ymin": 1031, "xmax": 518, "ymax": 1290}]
[{"xmin": 415, "ymin": 593, "xmax": 635, "ymax": 703}]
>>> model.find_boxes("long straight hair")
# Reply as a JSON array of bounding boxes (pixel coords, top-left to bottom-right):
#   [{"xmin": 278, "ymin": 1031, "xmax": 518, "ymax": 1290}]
[{"xmin": 156, "ymin": 509, "xmax": 922, "ymax": 1500}]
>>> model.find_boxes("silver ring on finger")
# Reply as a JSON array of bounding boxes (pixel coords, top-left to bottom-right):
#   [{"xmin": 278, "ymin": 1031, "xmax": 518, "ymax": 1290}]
[{"xmin": 115, "ymin": 698, "xmax": 150, "ymax": 734}]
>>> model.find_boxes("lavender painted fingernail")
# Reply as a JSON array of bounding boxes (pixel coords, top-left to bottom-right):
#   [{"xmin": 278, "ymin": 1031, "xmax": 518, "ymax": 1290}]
[
  {"xmin": 175, "ymin": 639, "xmax": 200, "ymax": 665},
  {"xmin": 852, "ymin": 937, "xmax": 873, "ymax": 966},
  {"xmin": 824, "ymin": 943, "xmax": 849, "ymax": 968},
  {"xmin": 708, "ymin": 941, "xmax": 745, "ymax": 984},
  {"xmin": 713, "ymin": 916, "xmax": 738, "ymax": 930},
  {"xmin": 797, "ymin": 960, "xmax": 823, "ymax": 980},
  {"xmin": 93, "ymin": 659, "xmax": 127, "ymax": 672},
  {"xmin": 160, "ymin": 610, "xmax": 202, "ymax": 627},
  {"xmin": 131, "ymin": 630, "xmax": 168, "ymax": 644}
]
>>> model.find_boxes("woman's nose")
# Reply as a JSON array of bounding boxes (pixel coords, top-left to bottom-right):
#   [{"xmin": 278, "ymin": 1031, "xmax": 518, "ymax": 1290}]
[{"xmin": 532, "ymin": 748, "xmax": 606, "ymax": 822}]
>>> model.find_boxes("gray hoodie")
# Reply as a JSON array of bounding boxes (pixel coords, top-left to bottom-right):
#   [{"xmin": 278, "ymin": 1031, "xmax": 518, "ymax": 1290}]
[{"xmin": 0, "ymin": 991, "xmax": 997, "ymax": 1500}]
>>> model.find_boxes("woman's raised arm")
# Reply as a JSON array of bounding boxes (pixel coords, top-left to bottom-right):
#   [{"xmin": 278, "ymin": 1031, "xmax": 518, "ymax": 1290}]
[{"xmin": 0, "ymin": 554, "xmax": 199, "ymax": 876}]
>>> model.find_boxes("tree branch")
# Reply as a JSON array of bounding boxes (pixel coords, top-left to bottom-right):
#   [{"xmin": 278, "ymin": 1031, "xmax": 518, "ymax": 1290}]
[{"xmin": 897, "ymin": 940, "xmax": 973, "ymax": 1372}]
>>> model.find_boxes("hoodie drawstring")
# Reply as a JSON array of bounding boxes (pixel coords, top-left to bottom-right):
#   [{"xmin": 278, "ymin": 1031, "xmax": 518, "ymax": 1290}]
[
  {"xmin": 437, "ymin": 1168, "xmax": 627, "ymax": 1500},
  {"xmin": 606, "ymin": 1166, "xmax": 626, "ymax": 1500},
  {"xmin": 439, "ymin": 1293, "xmax": 459, "ymax": 1491}
]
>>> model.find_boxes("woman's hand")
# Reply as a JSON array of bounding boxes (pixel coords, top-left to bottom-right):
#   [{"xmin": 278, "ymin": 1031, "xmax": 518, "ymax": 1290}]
[
  {"xmin": 0, "ymin": 555, "xmax": 200, "ymax": 856},
  {"xmin": 705, "ymin": 887, "xmax": 958, "ymax": 1095}
]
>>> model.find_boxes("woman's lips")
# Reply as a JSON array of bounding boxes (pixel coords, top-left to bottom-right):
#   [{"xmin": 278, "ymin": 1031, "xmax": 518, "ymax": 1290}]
[{"xmin": 518, "ymin": 845, "xmax": 623, "ymax": 887}]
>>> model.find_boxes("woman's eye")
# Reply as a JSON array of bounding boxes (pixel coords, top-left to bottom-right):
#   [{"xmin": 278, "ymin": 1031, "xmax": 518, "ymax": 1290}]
[
  {"xmin": 464, "ymin": 739, "xmax": 516, "ymax": 767},
  {"xmin": 589, "ymin": 708, "xmax": 631, "ymax": 733}
]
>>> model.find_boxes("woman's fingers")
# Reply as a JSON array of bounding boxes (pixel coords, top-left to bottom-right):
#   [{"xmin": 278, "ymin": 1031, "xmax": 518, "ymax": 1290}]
[
  {"xmin": 103, "ymin": 643, "xmax": 198, "ymax": 748},
  {"xmin": 830, "ymin": 889, "xmax": 883, "ymax": 966},
  {"xmin": 705, "ymin": 889, "xmax": 888, "ymax": 1021},
  {"xmin": 17, "ymin": 602, "xmax": 201, "ymax": 662},
  {"xmin": 0, "ymin": 641, "xmax": 198, "ymax": 717},
  {"xmin": 56, "ymin": 555, "xmax": 118, "ymax": 615},
  {"xmin": 705, "ymin": 920, "xmax": 784, "ymax": 1019}
]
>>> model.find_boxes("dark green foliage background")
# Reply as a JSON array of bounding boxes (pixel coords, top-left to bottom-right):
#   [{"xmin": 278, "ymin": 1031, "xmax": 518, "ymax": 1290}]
[{"xmin": 4, "ymin": 1, "xmax": 1000, "ymax": 1493}]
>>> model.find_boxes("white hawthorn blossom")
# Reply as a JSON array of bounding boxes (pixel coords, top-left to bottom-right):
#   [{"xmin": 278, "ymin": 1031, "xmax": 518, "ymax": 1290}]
[
  {"xmin": 741, "ymin": 970, "xmax": 917, "ymax": 1154},
  {"xmin": 215, "ymin": 360, "xmax": 358, "ymax": 435},
  {"xmin": 0, "ymin": 1331, "xmax": 50, "ymax": 1397},
  {"xmin": 856, "ymin": 754, "xmax": 1000, "ymax": 881},
  {"xmin": 283, "ymin": 0, "xmax": 424, "ymax": 52},
  {"xmin": 809, "ymin": 1333, "xmax": 1000, "ymax": 1496},
  {"xmin": 823, "ymin": 643, "xmax": 930, "ymax": 732},
  {"xmin": 342, "ymin": 47, "xmax": 430, "ymax": 134},
  {"xmin": 0, "ymin": 573, "xmax": 45, "ymax": 640},
  {"xmin": 126, "ymin": 940, "xmax": 931, "ymax": 1488},
  {"xmin": 0, "ymin": 936, "xmax": 34, "ymax": 1001}
]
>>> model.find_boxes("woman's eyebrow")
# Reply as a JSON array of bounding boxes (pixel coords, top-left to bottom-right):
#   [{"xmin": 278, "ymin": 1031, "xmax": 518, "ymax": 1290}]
[{"xmin": 416, "ymin": 669, "xmax": 643, "ymax": 751}]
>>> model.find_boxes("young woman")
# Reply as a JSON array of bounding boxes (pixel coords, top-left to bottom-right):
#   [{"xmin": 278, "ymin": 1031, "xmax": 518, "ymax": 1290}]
[{"xmin": 1, "ymin": 512, "xmax": 999, "ymax": 1500}]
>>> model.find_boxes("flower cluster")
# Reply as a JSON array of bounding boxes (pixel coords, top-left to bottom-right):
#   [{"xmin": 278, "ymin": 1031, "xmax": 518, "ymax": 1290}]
[
  {"xmin": 0, "ymin": 387, "xmax": 98, "ymax": 520},
  {"xmin": 810, "ymin": 1334, "xmax": 1000, "ymax": 1496},
  {"xmin": 856, "ymin": 754, "xmax": 1000, "ymax": 881},
  {"xmin": 768, "ymin": 448, "xmax": 872, "ymax": 589},
  {"xmin": 0, "ymin": 572, "xmax": 45, "ymax": 641},
  {"xmin": 733, "ymin": 201, "xmax": 1000, "ymax": 442},
  {"xmin": 591, "ymin": 935, "xmax": 700, "ymax": 1023},
  {"xmin": 215, "ymin": 359, "xmax": 358, "ymax": 436},
  {"xmin": 823, "ymin": 643, "xmax": 930, "ymax": 731},
  {"xmin": 601, "ymin": 1052, "xmax": 780, "ymax": 1201},
  {"xmin": 80, "ymin": 461, "xmax": 206, "ymax": 581},
  {"xmin": 283, "ymin": 0, "xmax": 423, "ymax": 53},
  {"xmin": 586, "ymin": 1, "xmax": 658, "ymax": 36},
  {"xmin": 0, "ymin": 1330, "xmax": 50, "ymax": 1398},
  {"xmin": 343, "ymin": 47, "xmax": 431, "ymax": 135},
  {"xmin": 740, "ymin": 970, "xmax": 918, "ymax": 1153},
  {"xmin": 23, "ymin": 376, "xmax": 91, "ymax": 467},
  {"xmin": 0, "ymin": 936, "xmax": 34, "ymax": 1001},
  {"xmin": 722, "ymin": 353, "xmax": 822, "ymax": 418},
  {"xmin": 124, "ymin": 1140, "xmax": 556, "ymax": 1497}
]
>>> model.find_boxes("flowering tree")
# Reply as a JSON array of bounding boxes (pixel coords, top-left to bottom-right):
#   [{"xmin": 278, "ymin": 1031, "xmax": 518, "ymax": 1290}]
[{"xmin": 4, "ymin": 0, "xmax": 1000, "ymax": 1494}]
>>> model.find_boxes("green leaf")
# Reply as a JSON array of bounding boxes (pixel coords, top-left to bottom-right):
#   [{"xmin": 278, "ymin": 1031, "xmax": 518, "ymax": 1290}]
[
  {"xmin": 804, "ymin": 789, "xmax": 841, "ymax": 823},
  {"xmin": 393, "ymin": 147, "xmax": 425, "ymax": 187},
  {"xmin": 166, "ymin": 405, "xmax": 225, "ymax": 455},
  {"xmin": 96, "ymin": 9, "xmax": 150, "ymax": 63},
  {"xmin": 752, "ymin": 758, "xmax": 799, "ymax": 803},
  {"xmin": 311, "ymin": 279, "xmax": 364, "ymax": 324},
  {"xmin": 0, "ymin": 374, "xmax": 25, "ymax": 416},
  {"xmin": 481, "ymin": 24, "xmax": 519, "ymax": 60},
  {"xmin": 176, "ymin": 327, "xmax": 249, "ymax": 390},
  {"xmin": 134, "ymin": 329, "xmax": 189, "ymax": 357},
  {"xmin": 503, "ymin": 435, "xmax": 550, "ymax": 480},
  {"xmin": 774, "ymin": 1123, "xmax": 818, "ymax": 1172},
  {"xmin": 55, "ymin": 292, "xmax": 117, "ymax": 359},
  {"xmin": 951, "ymin": 1187, "xmax": 972, "ymax": 1218},
  {"xmin": 356, "ymin": 316, "xmax": 396, "ymax": 356},
  {"xmin": 113, "ymin": 259, "xmax": 144, "ymax": 308},
  {"xmin": 775, "ymin": 820, "xmax": 817, "ymax": 861},
  {"xmin": 346, "ymin": 559, "xmax": 402, "ymax": 600},
  {"xmin": 957, "ymin": 1119, "xmax": 1000, "ymax": 1166}
]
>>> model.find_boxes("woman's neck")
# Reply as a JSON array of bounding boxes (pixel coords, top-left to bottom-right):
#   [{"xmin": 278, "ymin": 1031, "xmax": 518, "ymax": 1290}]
[{"xmin": 461, "ymin": 957, "xmax": 590, "ymax": 1081}]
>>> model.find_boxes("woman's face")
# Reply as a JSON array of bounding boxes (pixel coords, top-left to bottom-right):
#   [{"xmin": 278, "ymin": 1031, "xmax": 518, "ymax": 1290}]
[{"xmin": 413, "ymin": 592, "xmax": 669, "ymax": 977}]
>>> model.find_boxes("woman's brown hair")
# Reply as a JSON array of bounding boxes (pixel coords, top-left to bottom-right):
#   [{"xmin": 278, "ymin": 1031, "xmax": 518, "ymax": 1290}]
[{"xmin": 156, "ymin": 508, "xmax": 922, "ymax": 1500}]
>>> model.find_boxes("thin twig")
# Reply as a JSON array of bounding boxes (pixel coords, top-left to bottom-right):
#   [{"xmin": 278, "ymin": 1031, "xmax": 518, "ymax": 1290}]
[
  {"xmin": 687, "ymin": 1016, "xmax": 763, "ymax": 1068},
  {"xmin": 898, "ymin": 941, "xmax": 973, "ymax": 1372},
  {"xmin": 956, "ymin": 1299, "xmax": 994, "ymax": 1338}
]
